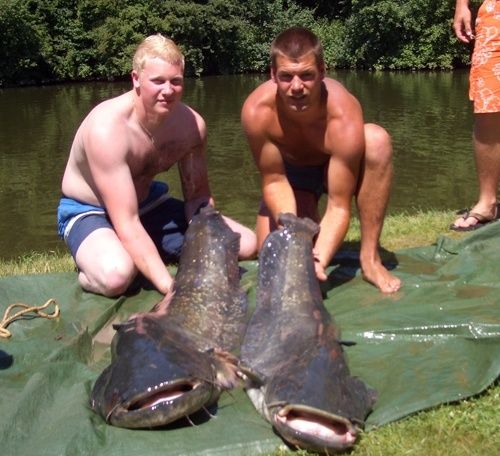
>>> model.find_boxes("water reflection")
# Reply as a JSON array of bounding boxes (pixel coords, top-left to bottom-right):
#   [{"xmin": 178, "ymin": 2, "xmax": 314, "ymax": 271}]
[{"xmin": 0, "ymin": 71, "xmax": 481, "ymax": 259}]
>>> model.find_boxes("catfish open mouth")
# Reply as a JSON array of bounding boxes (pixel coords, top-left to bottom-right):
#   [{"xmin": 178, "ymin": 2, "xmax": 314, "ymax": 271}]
[
  {"xmin": 272, "ymin": 404, "xmax": 358, "ymax": 452},
  {"xmin": 108, "ymin": 379, "xmax": 216, "ymax": 428},
  {"xmin": 128, "ymin": 380, "xmax": 200, "ymax": 410}
]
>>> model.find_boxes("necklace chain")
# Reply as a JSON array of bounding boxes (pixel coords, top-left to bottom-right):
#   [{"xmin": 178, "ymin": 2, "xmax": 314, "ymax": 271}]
[{"xmin": 138, "ymin": 119, "xmax": 156, "ymax": 147}]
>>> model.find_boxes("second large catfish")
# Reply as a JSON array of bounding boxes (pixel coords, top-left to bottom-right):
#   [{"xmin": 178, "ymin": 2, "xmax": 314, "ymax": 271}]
[{"xmin": 241, "ymin": 213, "xmax": 376, "ymax": 453}]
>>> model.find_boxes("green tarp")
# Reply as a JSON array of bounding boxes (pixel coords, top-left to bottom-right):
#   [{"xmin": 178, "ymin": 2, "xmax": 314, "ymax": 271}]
[{"xmin": 1, "ymin": 223, "xmax": 499, "ymax": 455}]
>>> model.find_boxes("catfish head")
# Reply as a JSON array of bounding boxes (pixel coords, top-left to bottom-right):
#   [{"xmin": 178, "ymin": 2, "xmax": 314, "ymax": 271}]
[
  {"xmin": 90, "ymin": 314, "xmax": 239, "ymax": 429},
  {"xmin": 247, "ymin": 340, "xmax": 377, "ymax": 454}
]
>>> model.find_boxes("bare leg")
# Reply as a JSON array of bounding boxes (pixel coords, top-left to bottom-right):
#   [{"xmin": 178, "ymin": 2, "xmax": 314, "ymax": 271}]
[
  {"xmin": 451, "ymin": 112, "xmax": 500, "ymax": 229},
  {"xmin": 75, "ymin": 227, "xmax": 137, "ymax": 297},
  {"xmin": 221, "ymin": 215, "xmax": 258, "ymax": 259},
  {"xmin": 357, "ymin": 123, "xmax": 401, "ymax": 293}
]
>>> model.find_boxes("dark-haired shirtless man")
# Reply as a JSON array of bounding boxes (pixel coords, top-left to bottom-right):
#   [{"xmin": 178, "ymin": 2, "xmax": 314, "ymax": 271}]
[{"xmin": 242, "ymin": 26, "xmax": 400, "ymax": 293}]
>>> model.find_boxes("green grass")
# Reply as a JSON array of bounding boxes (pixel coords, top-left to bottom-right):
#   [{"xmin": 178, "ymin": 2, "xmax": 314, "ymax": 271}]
[
  {"xmin": 1, "ymin": 210, "xmax": 498, "ymax": 455},
  {"xmin": 350, "ymin": 388, "xmax": 500, "ymax": 456},
  {"xmin": 0, "ymin": 210, "xmax": 461, "ymax": 278},
  {"xmin": 264, "ymin": 383, "xmax": 499, "ymax": 456},
  {"xmin": 0, "ymin": 249, "xmax": 75, "ymax": 277},
  {"xmin": 348, "ymin": 209, "xmax": 464, "ymax": 251}
]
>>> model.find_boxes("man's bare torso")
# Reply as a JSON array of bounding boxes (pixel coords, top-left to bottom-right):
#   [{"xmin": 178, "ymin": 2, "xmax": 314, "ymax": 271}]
[
  {"xmin": 61, "ymin": 91, "xmax": 203, "ymax": 205},
  {"xmin": 250, "ymin": 78, "xmax": 352, "ymax": 167}
]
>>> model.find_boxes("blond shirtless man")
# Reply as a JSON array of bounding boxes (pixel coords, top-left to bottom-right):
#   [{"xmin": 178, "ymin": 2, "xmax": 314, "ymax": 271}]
[
  {"xmin": 57, "ymin": 34, "xmax": 256, "ymax": 298},
  {"xmin": 241, "ymin": 26, "xmax": 401, "ymax": 293}
]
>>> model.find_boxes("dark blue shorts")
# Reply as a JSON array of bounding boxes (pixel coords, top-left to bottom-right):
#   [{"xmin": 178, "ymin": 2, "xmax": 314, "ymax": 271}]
[
  {"xmin": 57, "ymin": 181, "xmax": 188, "ymax": 262},
  {"xmin": 283, "ymin": 160, "xmax": 328, "ymax": 200}
]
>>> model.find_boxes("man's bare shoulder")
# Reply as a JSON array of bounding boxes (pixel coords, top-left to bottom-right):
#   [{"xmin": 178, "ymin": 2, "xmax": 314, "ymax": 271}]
[
  {"xmin": 74, "ymin": 92, "xmax": 135, "ymax": 165},
  {"xmin": 88, "ymin": 91, "xmax": 132, "ymax": 119},
  {"xmin": 166, "ymin": 103, "xmax": 207, "ymax": 152},
  {"xmin": 178, "ymin": 103, "xmax": 206, "ymax": 132},
  {"xmin": 241, "ymin": 80, "xmax": 276, "ymax": 131},
  {"xmin": 323, "ymin": 77, "xmax": 362, "ymax": 115},
  {"xmin": 82, "ymin": 91, "xmax": 134, "ymax": 136},
  {"xmin": 322, "ymin": 78, "xmax": 365, "ymax": 158}
]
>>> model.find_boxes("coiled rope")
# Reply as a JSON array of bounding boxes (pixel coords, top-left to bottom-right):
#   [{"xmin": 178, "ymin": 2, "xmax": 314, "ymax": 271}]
[{"xmin": 0, "ymin": 299, "xmax": 60, "ymax": 339}]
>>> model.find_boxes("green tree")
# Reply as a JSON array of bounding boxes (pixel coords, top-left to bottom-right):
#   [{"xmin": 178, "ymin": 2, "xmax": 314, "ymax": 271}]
[
  {"xmin": 90, "ymin": 1, "xmax": 153, "ymax": 78},
  {"xmin": 0, "ymin": 0, "xmax": 46, "ymax": 85},
  {"xmin": 0, "ymin": 0, "xmax": 473, "ymax": 86},
  {"xmin": 342, "ymin": 0, "xmax": 469, "ymax": 70},
  {"xmin": 295, "ymin": 0, "xmax": 352, "ymax": 19}
]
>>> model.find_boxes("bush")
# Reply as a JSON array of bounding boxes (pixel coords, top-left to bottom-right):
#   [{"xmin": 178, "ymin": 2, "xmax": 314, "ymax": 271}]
[
  {"xmin": 0, "ymin": 0, "xmax": 472, "ymax": 86},
  {"xmin": 342, "ymin": 0, "xmax": 469, "ymax": 70}
]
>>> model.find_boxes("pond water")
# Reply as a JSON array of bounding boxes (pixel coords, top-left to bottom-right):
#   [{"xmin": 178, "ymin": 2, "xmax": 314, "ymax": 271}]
[{"xmin": 0, "ymin": 70, "xmax": 483, "ymax": 259}]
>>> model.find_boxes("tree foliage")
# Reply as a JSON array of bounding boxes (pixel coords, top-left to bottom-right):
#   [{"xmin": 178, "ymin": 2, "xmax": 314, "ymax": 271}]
[
  {"xmin": 341, "ymin": 0, "xmax": 469, "ymax": 70},
  {"xmin": 0, "ymin": 0, "xmax": 46, "ymax": 83},
  {"xmin": 0, "ymin": 0, "xmax": 470, "ymax": 86}
]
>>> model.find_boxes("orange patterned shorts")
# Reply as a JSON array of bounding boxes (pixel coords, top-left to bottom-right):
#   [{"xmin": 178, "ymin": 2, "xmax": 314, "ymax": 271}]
[{"xmin": 470, "ymin": 0, "xmax": 500, "ymax": 113}]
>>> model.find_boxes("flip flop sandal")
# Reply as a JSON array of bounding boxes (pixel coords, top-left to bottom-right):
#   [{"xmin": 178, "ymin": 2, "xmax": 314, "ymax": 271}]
[{"xmin": 450, "ymin": 210, "xmax": 499, "ymax": 232}]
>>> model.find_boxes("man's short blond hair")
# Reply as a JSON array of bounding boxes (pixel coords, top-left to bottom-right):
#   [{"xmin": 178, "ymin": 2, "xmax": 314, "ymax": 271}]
[{"xmin": 133, "ymin": 34, "xmax": 185, "ymax": 73}]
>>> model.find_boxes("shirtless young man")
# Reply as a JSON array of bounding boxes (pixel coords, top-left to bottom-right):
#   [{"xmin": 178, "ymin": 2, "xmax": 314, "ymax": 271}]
[
  {"xmin": 57, "ymin": 34, "xmax": 256, "ymax": 298},
  {"xmin": 241, "ymin": 26, "xmax": 401, "ymax": 293}
]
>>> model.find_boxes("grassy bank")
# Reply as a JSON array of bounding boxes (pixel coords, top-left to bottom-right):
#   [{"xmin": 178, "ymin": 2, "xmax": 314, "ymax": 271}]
[
  {"xmin": 1, "ymin": 210, "xmax": 498, "ymax": 455},
  {"xmin": 0, "ymin": 209, "xmax": 460, "ymax": 277}
]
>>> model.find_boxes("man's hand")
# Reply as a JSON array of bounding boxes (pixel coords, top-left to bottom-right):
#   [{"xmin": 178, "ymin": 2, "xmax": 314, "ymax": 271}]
[
  {"xmin": 453, "ymin": 2, "xmax": 474, "ymax": 43},
  {"xmin": 151, "ymin": 282, "xmax": 175, "ymax": 315},
  {"xmin": 313, "ymin": 249, "xmax": 328, "ymax": 282}
]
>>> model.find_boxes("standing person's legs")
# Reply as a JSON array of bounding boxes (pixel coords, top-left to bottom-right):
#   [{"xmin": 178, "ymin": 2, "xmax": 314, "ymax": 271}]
[
  {"xmin": 356, "ymin": 123, "xmax": 401, "ymax": 293},
  {"xmin": 451, "ymin": 1, "xmax": 500, "ymax": 230},
  {"xmin": 451, "ymin": 112, "xmax": 500, "ymax": 229},
  {"xmin": 472, "ymin": 112, "xmax": 500, "ymax": 213}
]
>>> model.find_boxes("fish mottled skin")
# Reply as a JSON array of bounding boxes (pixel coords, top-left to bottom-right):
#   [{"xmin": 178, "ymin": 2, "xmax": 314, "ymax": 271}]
[
  {"xmin": 241, "ymin": 213, "xmax": 376, "ymax": 453},
  {"xmin": 90, "ymin": 206, "xmax": 248, "ymax": 428}
]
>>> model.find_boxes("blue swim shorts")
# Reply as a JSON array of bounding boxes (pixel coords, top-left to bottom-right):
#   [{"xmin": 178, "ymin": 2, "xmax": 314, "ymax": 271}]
[
  {"xmin": 56, "ymin": 181, "xmax": 188, "ymax": 262},
  {"xmin": 283, "ymin": 160, "xmax": 328, "ymax": 200}
]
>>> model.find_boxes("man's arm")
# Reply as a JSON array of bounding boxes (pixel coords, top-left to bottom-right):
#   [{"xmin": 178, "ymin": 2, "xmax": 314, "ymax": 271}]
[
  {"xmin": 314, "ymin": 96, "xmax": 365, "ymax": 280},
  {"xmin": 255, "ymin": 141, "xmax": 297, "ymax": 223},
  {"xmin": 86, "ymin": 120, "xmax": 174, "ymax": 295},
  {"xmin": 454, "ymin": 0, "xmax": 474, "ymax": 43},
  {"xmin": 242, "ymin": 103, "xmax": 296, "ymax": 224},
  {"xmin": 177, "ymin": 113, "xmax": 214, "ymax": 221}
]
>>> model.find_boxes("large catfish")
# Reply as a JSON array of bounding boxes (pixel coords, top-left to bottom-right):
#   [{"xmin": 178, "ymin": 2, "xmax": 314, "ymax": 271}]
[
  {"xmin": 90, "ymin": 205, "xmax": 248, "ymax": 428},
  {"xmin": 241, "ymin": 213, "xmax": 376, "ymax": 453}
]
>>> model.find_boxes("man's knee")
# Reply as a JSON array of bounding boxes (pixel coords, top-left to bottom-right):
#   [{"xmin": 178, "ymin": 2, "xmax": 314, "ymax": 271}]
[
  {"xmin": 239, "ymin": 228, "xmax": 258, "ymax": 260},
  {"xmin": 101, "ymin": 267, "xmax": 135, "ymax": 297},
  {"xmin": 80, "ymin": 257, "xmax": 136, "ymax": 297},
  {"xmin": 221, "ymin": 215, "xmax": 258, "ymax": 259},
  {"xmin": 364, "ymin": 123, "xmax": 393, "ymax": 165}
]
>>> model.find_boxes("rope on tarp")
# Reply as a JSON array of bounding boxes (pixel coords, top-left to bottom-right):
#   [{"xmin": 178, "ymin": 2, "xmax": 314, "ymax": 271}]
[{"xmin": 0, "ymin": 299, "xmax": 60, "ymax": 339}]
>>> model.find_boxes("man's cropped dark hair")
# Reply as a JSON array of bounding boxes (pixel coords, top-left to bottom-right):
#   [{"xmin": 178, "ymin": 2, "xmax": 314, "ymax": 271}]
[{"xmin": 270, "ymin": 26, "xmax": 324, "ymax": 70}]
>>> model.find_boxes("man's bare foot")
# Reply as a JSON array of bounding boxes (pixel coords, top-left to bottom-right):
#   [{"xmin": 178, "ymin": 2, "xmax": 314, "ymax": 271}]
[{"xmin": 361, "ymin": 259, "xmax": 401, "ymax": 293}]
